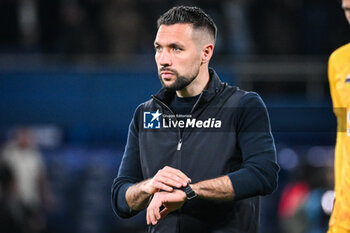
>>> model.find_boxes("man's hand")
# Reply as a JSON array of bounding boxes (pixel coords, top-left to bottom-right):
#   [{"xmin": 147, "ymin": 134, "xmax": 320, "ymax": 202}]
[
  {"xmin": 146, "ymin": 189, "xmax": 186, "ymax": 225},
  {"xmin": 143, "ymin": 166, "xmax": 191, "ymax": 195},
  {"xmin": 125, "ymin": 166, "xmax": 190, "ymax": 211}
]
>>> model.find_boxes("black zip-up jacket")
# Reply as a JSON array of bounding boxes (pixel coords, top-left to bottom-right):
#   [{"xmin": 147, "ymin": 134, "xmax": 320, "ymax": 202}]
[{"xmin": 112, "ymin": 69, "xmax": 279, "ymax": 233}]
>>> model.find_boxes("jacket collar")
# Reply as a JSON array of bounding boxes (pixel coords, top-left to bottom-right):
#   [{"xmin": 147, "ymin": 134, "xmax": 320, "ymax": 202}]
[{"xmin": 153, "ymin": 68, "xmax": 224, "ymax": 105}]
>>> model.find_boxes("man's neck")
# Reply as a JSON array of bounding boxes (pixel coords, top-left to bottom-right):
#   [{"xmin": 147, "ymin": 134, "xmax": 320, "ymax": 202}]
[{"xmin": 176, "ymin": 66, "xmax": 210, "ymax": 98}]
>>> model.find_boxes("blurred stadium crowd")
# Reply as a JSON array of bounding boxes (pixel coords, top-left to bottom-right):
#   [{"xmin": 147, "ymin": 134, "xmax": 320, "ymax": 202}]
[
  {"xmin": 0, "ymin": 0, "xmax": 349, "ymax": 56},
  {"xmin": 0, "ymin": 0, "xmax": 349, "ymax": 233}
]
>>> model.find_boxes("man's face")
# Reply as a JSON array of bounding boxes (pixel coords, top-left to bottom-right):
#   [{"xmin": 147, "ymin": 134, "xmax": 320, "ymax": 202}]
[
  {"xmin": 154, "ymin": 24, "xmax": 202, "ymax": 91},
  {"xmin": 343, "ymin": 0, "xmax": 350, "ymax": 24}
]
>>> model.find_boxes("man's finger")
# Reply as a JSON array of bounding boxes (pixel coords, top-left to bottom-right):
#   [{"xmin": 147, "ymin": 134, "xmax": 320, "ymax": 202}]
[
  {"xmin": 146, "ymin": 208, "xmax": 150, "ymax": 225},
  {"xmin": 154, "ymin": 197, "xmax": 162, "ymax": 221},
  {"xmin": 160, "ymin": 207, "xmax": 170, "ymax": 219},
  {"xmin": 152, "ymin": 207, "xmax": 159, "ymax": 225},
  {"xmin": 155, "ymin": 206, "xmax": 161, "ymax": 221},
  {"xmin": 163, "ymin": 166, "xmax": 191, "ymax": 183},
  {"xmin": 158, "ymin": 171, "xmax": 190, "ymax": 186},
  {"xmin": 149, "ymin": 207, "xmax": 156, "ymax": 225},
  {"xmin": 147, "ymin": 194, "xmax": 163, "ymax": 225},
  {"xmin": 152, "ymin": 181, "xmax": 173, "ymax": 192},
  {"xmin": 155, "ymin": 175, "xmax": 183, "ymax": 188}
]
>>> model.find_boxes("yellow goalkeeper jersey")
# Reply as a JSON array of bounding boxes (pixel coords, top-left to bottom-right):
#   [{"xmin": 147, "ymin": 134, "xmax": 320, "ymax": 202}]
[{"xmin": 328, "ymin": 43, "xmax": 350, "ymax": 230}]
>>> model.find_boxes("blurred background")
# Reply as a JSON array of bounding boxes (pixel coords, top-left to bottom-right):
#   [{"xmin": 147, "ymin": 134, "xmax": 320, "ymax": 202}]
[{"xmin": 0, "ymin": 0, "xmax": 348, "ymax": 233}]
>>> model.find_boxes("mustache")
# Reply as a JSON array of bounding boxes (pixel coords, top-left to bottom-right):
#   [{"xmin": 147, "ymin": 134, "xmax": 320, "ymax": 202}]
[{"xmin": 160, "ymin": 67, "xmax": 177, "ymax": 73}]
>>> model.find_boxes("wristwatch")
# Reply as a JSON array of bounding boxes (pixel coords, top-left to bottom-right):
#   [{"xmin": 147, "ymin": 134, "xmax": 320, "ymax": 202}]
[{"xmin": 181, "ymin": 182, "xmax": 197, "ymax": 200}]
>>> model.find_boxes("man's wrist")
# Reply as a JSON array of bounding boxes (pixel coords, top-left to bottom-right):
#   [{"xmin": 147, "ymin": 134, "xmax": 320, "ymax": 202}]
[
  {"xmin": 190, "ymin": 184, "xmax": 198, "ymax": 195},
  {"xmin": 141, "ymin": 179, "xmax": 154, "ymax": 195}
]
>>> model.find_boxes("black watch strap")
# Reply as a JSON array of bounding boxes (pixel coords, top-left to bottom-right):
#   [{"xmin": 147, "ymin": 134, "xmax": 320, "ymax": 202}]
[{"xmin": 181, "ymin": 182, "xmax": 197, "ymax": 200}]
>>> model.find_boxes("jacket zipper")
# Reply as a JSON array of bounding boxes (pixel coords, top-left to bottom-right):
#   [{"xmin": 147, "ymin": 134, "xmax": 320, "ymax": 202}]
[
  {"xmin": 177, "ymin": 139, "xmax": 182, "ymax": 150},
  {"xmin": 151, "ymin": 95, "xmax": 183, "ymax": 169},
  {"xmin": 152, "ymin": 93, "xmax": 203, "ymax": 233},
  {"xmin": 152, "ymin": 92, "xmax": 204, "ymax": 158}
]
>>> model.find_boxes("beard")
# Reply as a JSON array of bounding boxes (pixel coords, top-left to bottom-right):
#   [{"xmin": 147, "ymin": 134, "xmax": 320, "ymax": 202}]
[{"xmin": 158, "ymin": 67, "xmax": 200, "ymax": 92}]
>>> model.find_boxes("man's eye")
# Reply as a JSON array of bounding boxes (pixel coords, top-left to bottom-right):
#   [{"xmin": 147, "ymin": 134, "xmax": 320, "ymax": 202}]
[
  {"xmin": 173, "ymin": 47, "xmax": 182, "ymax": 52},
  {"xmin": 155, "ymin": 46, "xmax": 162, "ymax": 52}
]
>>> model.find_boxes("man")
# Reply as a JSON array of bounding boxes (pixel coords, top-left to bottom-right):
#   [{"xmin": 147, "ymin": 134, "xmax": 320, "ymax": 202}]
[
  {"xmin": 111, "ymin": 6, "xmax": 279, "ymax": 233},
  {"xmin": 1, "ymin": 127, "xmax": 53, "ymax": 233},
  {"xmin": 327, "ymin": 1, "xmax": 350, "ymax": 233}
]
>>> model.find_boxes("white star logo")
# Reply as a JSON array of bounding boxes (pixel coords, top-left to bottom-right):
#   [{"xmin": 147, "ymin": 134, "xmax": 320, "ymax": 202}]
[{"xmin": 151, "ymin": 110, "xmax": 162, "ymax": 122}]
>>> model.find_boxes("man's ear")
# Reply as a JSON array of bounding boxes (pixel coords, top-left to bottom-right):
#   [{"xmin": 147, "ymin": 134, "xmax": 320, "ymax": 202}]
[{"xmin": 201, "ymin": 43, "xmax": 214, "ymax": 65}]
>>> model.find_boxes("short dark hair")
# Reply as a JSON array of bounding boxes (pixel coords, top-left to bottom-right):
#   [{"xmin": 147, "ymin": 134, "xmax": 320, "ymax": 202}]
[{"xmin": 157, "ymin": 6, "xmax": 217, "ymax": 42}]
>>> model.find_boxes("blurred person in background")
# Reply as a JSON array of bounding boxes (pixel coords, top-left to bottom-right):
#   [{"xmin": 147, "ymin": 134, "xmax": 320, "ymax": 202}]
[
  {"xmin": 111, "ymin": 6, "xmax": 279, "ymax": 233},
  {"xmin": 101, "ymin": 0, "xmax": 143, "ymax": 59},
  {"xmin": 327, "ymin": 0, "xmax": 350, "ymax": 232},
  {"xmin": 0, "ymin": 0, "xmax": 20, "ymax": 50},
  {"xmin": 0, "ymin": 162, "xmax": 25, "ymax": 233},
  {"xmin": 1, "ymin": 127, "xmax": 54, "ymax": 233},
  {"xmin": 279, "ymin": 165, "xmax": 333, "ymax": 233}
]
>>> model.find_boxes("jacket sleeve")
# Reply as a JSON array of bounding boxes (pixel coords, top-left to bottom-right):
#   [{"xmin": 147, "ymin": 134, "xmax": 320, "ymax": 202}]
[
  {"xmin": 228, "ymin": 93, "xmax": 279, "ymax": 200},
  {"xmin": 111, "ymin": 104, "xmax": 144, "ymax": 218}
]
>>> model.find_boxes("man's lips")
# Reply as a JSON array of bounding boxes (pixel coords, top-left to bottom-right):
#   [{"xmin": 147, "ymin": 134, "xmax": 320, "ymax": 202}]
[{"xmin": 161, "ymin": 71, "xmax": 175, "ymax": 80}]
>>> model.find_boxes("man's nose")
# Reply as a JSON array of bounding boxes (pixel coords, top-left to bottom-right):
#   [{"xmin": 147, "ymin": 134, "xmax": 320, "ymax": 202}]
[{"xmin": 158, "ymin": 50, "xmax": 172, "ymax": 66}]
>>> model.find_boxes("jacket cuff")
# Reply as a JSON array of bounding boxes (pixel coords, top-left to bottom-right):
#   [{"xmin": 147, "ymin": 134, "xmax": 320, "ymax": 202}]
[
  {"xmin": 116, "ymin": 183, "xmax": 135, "ymax": 216},
  {"xmin": 228, "ymin": 170, "xmax": 258, "ymax": 200}
]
